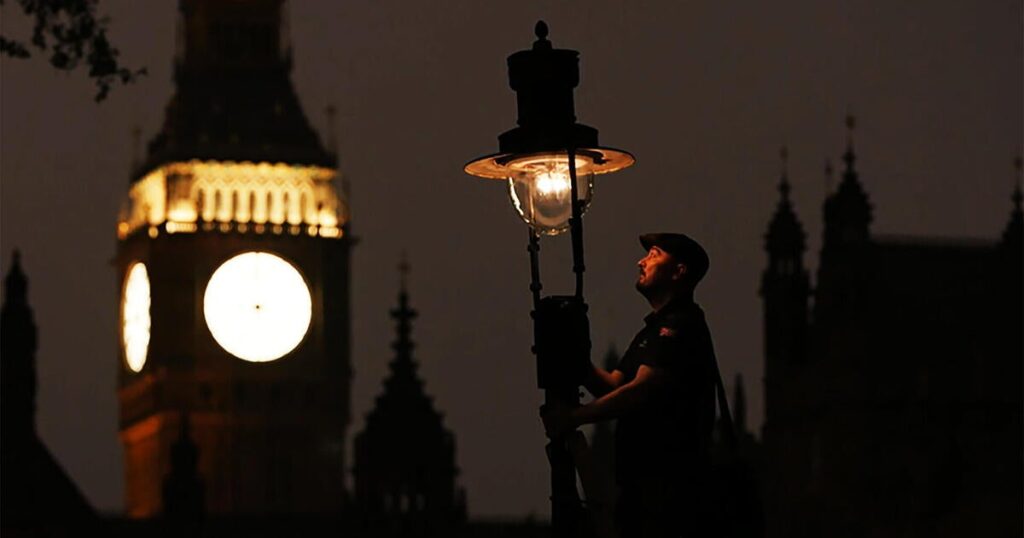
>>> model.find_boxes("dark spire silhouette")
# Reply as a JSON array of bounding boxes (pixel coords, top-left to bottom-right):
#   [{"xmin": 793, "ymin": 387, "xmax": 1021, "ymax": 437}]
[
  {"xmin": 761, "ymin": 148, "xmax": 811, "ymax": 428},
  {"xmin": 391, "ymin": 253, "xmax": 416, "ymax": 370},
  {"xmin": 765, "ymin": 146, "xmax": 807, "ymax": 261},
  {"xmin": 353, "ymin": 257, "xmax": 465, "ymax": 533},
  {"xmin": 1001, "ymin": 157, "xmax": 1022, "ymax": 248},
  {"xmin": 843, "ymin": 114, "xmax": 857, "ymax": 174},
  {"xmin": 824, "ymin": 115, "xmax": 873, "ymax": 247},
  {"xmin": 2, "ymin": 250, "xmax": 37, "ymax": 438},
  {"xmin": 1, "ymin": 251, "xmax": 97, "ymax": 528},
  {"xmin": 162, "ymin": 411, "xmax": 205, "ymax": 523}
]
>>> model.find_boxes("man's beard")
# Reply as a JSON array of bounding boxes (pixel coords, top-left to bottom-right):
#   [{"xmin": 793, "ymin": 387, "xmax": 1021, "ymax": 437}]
[{"xmin": 635, "ymin": 276, "xmax": 662, "ymax": 300}]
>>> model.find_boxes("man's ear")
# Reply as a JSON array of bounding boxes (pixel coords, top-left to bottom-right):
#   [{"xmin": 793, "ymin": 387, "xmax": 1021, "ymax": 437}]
[{"xmin": 673, "ymin": 262, "xmax": 688, "ymax": 281}]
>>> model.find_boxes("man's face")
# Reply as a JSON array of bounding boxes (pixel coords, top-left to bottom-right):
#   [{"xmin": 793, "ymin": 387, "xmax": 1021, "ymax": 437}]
[{"xmin": 635, "ymin": 246, "xmax": 684, "ymax": 296}]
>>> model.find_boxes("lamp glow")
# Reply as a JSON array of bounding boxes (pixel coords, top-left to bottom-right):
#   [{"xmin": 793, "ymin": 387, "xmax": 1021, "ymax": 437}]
[
  {"xmin": 122, "ymin": 263, "xmax": 151, "ymax": 372},
  {"xmin": 203, "ymin": 252, "xmax": 312, "ymax": 362},
  {"xmin": 507, "ymin": 154, "xmax": 594, "ymax": 236}
]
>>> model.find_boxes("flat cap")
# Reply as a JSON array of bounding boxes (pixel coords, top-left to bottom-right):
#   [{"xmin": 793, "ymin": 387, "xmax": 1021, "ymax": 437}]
[{"xmin": 639, "ymin": 233, "xmax": 710, "ymax": 285}]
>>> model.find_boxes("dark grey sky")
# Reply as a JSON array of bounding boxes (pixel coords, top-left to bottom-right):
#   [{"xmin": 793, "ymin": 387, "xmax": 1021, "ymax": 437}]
[{"xmin": 1, "ymin": 0, "xmax": 1020, "ymax": 519}]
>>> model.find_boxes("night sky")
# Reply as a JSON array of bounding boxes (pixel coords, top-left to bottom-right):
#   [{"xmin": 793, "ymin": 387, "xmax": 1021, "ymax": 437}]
[{"xmin": 1, "ymin": 0, "xmax": 1020, "ymax": 519}]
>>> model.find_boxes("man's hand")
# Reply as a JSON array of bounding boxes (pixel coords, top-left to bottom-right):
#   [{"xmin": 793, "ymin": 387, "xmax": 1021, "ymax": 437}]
[{"xmin": 540, "ymin": 401, "xmax": 580, "ymax": 439}]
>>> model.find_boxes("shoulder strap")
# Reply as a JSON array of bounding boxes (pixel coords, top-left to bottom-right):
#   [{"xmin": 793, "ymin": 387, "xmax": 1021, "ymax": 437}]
[{"xmin": 686, "ymin": 303, "xmax": 737, "ymax": 451}]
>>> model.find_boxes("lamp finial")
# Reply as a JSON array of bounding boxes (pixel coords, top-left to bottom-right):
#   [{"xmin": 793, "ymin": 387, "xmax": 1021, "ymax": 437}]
[
  {"xmin": 535, "ymin": 20, "xmax": 549, "ymax": 40},
  {"xmin": 533, "ymin": 21, "xmax": 551, "ymax": 50}
]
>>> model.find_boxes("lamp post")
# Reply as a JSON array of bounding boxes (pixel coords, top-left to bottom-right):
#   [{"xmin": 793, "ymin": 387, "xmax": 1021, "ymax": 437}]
[{"xmin": 465, "ymin": 21, "xmax": 635, "ymax": 537}]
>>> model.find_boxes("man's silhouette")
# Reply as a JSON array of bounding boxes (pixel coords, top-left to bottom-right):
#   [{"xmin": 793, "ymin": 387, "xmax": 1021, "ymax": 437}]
[{"xmin": 542, "ymin": 233, "xmax": 717, "ymax": 537}]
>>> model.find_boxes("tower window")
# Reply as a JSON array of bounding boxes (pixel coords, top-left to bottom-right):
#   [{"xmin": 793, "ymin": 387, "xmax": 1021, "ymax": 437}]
[
  {"xmin": 197, "ymin": 189, "xmax": 206, "ymax": 221},
  {"xmin": 214, "ymin": 190, "xmax": 223, "ymax": 221}
]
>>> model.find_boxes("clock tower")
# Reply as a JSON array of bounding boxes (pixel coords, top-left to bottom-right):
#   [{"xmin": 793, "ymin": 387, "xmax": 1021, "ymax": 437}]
[{"xmin": 115, "ymin": 0, "xmax": 352, "ymax": 517}]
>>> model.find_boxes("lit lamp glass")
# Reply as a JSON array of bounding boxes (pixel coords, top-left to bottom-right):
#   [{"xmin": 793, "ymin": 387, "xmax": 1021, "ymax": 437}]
[
  {"xmin": 466, "ymin": 147, "xmax": 631, "ymax": 235},
  {"xmin": 507, "ymin": 154, "xmax": 593, "ymax": 236}
]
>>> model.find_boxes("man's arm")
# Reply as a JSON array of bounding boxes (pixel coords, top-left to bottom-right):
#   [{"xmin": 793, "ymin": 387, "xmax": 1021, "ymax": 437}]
[
  {"xmin": 575, "ymin": 365, "xmax": 666, "ymax": 425},
  {"xmin": 582, "ymin": 363, "xmax": 625, "ymax": 398},
  {"xmin": 542, "ymin": 365, "xmax": 668, "ymax": 437}
]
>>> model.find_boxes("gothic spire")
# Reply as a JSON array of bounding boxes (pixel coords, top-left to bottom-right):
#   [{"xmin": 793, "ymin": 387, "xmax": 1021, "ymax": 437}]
[
  {"xmin": 842, "ymin": 114, "xmax": 857, "ymax": 175},
  {"xmin": 823, "ymin": 115, "xmax": 873, "ymax": 247},
  {"xmin": 1, "ymin": 251, "xmax": 98, "ymax": 526},
  {"xmin": 353, "ymin": 256, "xmax": 466, "ymax": 528},
  {"xmin": 3, "ymin": 250, "xmax": 28, "ymax": 309},
  {"xmin": 765, "ymin": 146, "xmax": 806, "ymax": 259},
  {"xmin": 363, "ymin": 256, "xmax": 438, "ymax": 430},
  {"xmin": 779, "ymin": 146, "xmax": 792, "ymax": 202},
  {"xmin": 1, "ymin": 250, "xmax": 38, "ymax": 437},
  {"xmin": 391, "ymin": 253, "xmax": 417, "ymax": 373},
  {"xmin": 1001, "ymin": 156, "xmax": 1022, "ymax": 248}
]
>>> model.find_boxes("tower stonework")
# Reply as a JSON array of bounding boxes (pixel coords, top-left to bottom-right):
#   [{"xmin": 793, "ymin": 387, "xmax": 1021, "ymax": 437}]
[{"xmin": 115, "ymin": 0, "xmax": 352, "ymax": 517}]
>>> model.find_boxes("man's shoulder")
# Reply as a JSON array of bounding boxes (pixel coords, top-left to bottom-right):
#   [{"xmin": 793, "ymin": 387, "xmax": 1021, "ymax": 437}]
[{"xmin": 656, "ymin": 302, "xmax": 706, "ymax": 335}]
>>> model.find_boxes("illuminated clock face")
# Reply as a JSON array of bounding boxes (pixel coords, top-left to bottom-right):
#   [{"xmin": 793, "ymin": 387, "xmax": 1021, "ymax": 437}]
[
  {"xmin": 122, "ymin": 263, "xmax": 151, "ymax": 372},
  {"xmin": 203, "ymin": 251, "xmax": 312, "ymax": 362}
]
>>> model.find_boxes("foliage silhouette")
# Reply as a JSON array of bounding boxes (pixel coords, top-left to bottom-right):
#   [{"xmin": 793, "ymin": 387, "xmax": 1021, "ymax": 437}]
[{"xmin": 0, "ymin": 0, "xmax": 144, "ymax": 101}]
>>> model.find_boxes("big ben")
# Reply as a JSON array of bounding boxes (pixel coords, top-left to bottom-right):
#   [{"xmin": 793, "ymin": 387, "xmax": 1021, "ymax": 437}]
[{"xmin": 115, "ymin": 0, "xmax": 351, "ymax": 517}]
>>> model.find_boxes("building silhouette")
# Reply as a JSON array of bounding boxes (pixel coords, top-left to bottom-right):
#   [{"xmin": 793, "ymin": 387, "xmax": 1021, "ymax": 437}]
[
  {"xmin": 353, "ymin": 260, "xmax": 467, "ymax": 535},
  {"xmin": 1, "ymin": 252, "xmax": 98, "ymax": 534},
  {"xmin": 760, "ymin": 121, "xmax": 1023, "ymax": 537},
  {"xmin": 114, "ymin": 0, "xmax": 352, "ymax": 517}
]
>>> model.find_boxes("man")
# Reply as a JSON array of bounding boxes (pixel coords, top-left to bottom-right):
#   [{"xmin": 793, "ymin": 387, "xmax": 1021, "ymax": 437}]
[{"xmin": 542, "ymin": 233, "xmax": 718, "ymax": 537}]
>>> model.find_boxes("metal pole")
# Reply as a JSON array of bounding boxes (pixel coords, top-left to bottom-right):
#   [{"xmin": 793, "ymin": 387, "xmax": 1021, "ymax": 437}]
[
  {"xmin": 528, "ymin": 229, "xmax": 586, "ymax": 537},
  {"xmin": 528, "ymin": 230, "xmax": 542, "ymax": 308},
  {"xmin": 567, "ymin": 148, "xmax": 585, "ymax": 299}
]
